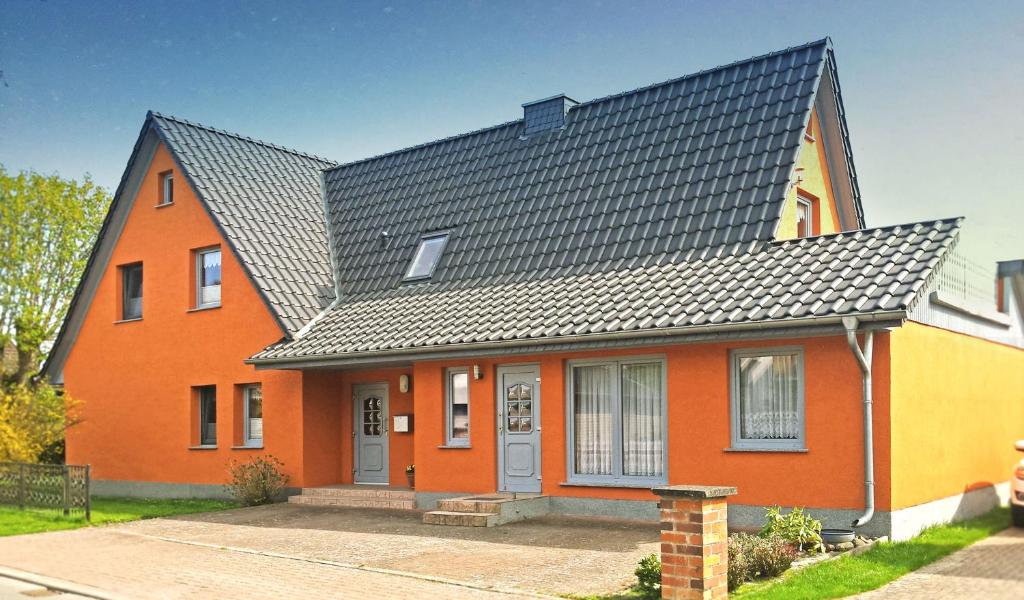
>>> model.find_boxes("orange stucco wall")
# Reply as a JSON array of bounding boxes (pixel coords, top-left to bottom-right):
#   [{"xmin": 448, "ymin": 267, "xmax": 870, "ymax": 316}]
[
  {"xmin": 889, "ymin": 321, "xmax": 1024, "ymax": 509},
  {"xmin": 409, "ymin": 334, "xmax": 892, "ymax": 511},
  {"xmin": 63, "ymin": 142, "xmax": 320, "ymax": 486}
]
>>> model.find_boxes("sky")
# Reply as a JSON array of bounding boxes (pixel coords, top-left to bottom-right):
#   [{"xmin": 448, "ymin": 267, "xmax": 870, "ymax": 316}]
[{"xmin": 2, "ymin": 0, "xmax": 1022, "ymax": 268}]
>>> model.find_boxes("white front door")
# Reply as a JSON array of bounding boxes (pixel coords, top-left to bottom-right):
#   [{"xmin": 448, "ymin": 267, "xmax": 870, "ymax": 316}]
[
  {"xmin": 497, "ymin": 365, "xmax": 541, "ymax": 493},
  {"xmin": 353, "ymin": 383, "xmax": 389, "ymax": 484}
]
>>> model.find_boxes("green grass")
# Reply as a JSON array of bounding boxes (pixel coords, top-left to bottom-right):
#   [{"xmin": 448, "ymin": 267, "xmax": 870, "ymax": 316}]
[
  {"xmin": 0, "ymin": 496, "xmax": 237, "ymax": 537},
  {"xmin": 732, "ymin": 506, "xmax": 1011, "ymax": 599}
]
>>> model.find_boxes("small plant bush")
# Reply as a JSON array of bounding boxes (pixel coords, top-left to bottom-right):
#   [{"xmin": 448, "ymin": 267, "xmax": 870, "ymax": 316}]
[
  {"xmin": 634, "ymin": 553, "xmax": 661, "ymax": 598},
  {"xmin": 225, "ymin": 455, "xmax": 289, "ymax": 506},
  {"xmin": 761, "ymin": 505, "xmax": 824, "ymax": 553},
  {"xmin": 728, "ymin": 532, "xmax": 799, "ymax": 589}
]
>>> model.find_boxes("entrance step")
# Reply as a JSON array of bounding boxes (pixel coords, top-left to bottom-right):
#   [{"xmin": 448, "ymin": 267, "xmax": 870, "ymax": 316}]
[
  {"xmin": 288, "ymin": 485, "xmax": 416, "ymax": 510},
  {"xmin": 423, "ymin": 494, "xmax": 550, "ymax": 527}
]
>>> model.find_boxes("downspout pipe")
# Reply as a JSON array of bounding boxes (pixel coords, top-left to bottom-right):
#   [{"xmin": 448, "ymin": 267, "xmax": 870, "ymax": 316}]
[{"xmin": 842, "ymin": 316, "xmax": 875, "ymax": 527}]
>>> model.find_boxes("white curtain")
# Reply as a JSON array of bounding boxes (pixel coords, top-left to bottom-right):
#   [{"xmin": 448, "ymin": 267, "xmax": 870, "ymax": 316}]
[
  {"xmin": 622, "ymin": 363, "xmax": 663, "ymax": 477},
  {"xmin": 574, "ymin": 365, "xmax": 614, "ymax": 475},
  {"xmin": 739, "ymin": 355, "xmax": 800, "ymax": 440}
]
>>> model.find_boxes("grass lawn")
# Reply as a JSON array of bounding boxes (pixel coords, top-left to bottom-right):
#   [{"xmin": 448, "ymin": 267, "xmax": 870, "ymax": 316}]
[
  {"xmin": 732, "ymin": 506, "xmax": 1011, "ymax": 599},
  {"xmin": 0, "ymin": 496, "xmax": 237, "ymax": 537}
]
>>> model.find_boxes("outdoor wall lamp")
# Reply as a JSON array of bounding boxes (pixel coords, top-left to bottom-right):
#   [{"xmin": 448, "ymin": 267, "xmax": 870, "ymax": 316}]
[
  {"xmin": 473, "ymin": 365, "xmax": 482, "ymax": 380},
  {"xmin": 399, "ymin": 374, "xmax": 410, "ymax": 393}
]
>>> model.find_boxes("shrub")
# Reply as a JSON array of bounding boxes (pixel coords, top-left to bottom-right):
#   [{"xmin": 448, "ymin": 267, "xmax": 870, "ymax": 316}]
[
  {"xmin": 728, "ymin": 532, "xmax": 799, "ymax": 590},
  {"xmin": 761, "ymin": 505, "xmax": 824, "ymax": 553},
  {"xmin": 747, "ymin": 534, "xmax": 799, "ymax": 577},
  {"xmin": 634, "ymin": 553, "xmax": 661, "ymax": 598},
  {"xmin": 225, "ymin": 455, "xmax": 289, "ymax": 506},
  {"xmin": 728, "ymin": 533, "xmax": 752, "ymax": 590}
]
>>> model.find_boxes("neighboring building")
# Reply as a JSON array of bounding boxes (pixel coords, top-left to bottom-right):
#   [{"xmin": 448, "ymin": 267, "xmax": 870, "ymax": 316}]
[{"xmin": 45, "ymin": 39, "xmax": 1024, "ymax": 540}]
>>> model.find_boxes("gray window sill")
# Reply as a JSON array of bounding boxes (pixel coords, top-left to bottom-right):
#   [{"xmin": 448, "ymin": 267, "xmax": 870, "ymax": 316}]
[
  {"xmin": 188, "ymin": 304, "xmax": 221, "ymax": 313},
  {"xmin": 114, "ymin": 317, "xmax": 142, "ymax": 324},
  {"xmin": 155, "ymin": 202, "xmax": 174, "ymax": 209},
  {"xmin": 189, "ymin": 445, "xmax": 217, "ymax": 451},
  {"xmin": 725, "ymin": 447, "xmax": 808, "ymax": 453},
  {"xmin": 232, "ymin": 444, "xmax": 264, "ymax": 450},
  {"xmin": 561, "ymin": 479, "xmax": 666, "ymax": 489},
  {"xmin": 437, "ymin": 444, "xmax": 471, "ymax": 449}
]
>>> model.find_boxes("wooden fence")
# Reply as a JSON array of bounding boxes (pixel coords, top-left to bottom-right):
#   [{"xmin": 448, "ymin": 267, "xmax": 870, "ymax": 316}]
[{"xmin": 0, "ymin": 462, "xmax": 91, "ymax": 520}]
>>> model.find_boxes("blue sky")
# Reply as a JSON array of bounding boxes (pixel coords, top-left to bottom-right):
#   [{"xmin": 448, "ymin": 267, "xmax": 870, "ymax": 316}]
[{"xmin": 2, "ymin": 0, "xmax": 1021, "ymax": 266}]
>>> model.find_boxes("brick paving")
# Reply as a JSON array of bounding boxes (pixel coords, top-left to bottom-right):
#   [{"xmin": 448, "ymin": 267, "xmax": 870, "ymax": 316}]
[
  {"xmin": 0, "ymin": 503, "xmax": 659, "ymax": 598},
  {"xmin": 857, "ymin": 527, "xmax": 1024, "ymax": 599}
]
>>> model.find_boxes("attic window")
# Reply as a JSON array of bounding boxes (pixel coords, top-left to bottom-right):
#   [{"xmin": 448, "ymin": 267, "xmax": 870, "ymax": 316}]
[
  {"xmin": 159, "ymin": 171, "xmax": 173, "ymax": 205},
  {"xmin": 404, "ymin": 233, "xmax": 448, "ymax": 281}
]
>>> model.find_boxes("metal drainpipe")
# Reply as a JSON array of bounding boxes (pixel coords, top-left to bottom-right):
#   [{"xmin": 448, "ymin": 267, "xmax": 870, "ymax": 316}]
[{"xmin": 842, "ymin": 316, "xmax": 875, "ymax": 528}]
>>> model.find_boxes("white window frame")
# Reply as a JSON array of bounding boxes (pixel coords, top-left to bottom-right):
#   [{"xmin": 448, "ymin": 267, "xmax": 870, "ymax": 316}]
[
  {"xmin": 160, "ymin": 172, "xmax": 174, "ymax": 205},
  {"xmin": 729, "ymin": 347, "xmax": 806, "ymax": 451},
  {"xmin": 796, "ymin": 196, "xmax": 813, "ymax": 237},
  {"xmin": 565, "ymin": 355, "xmax": 668, "ymax": 487},
  {"xmin": 195, "ymin": 248, "xmax": 222, "ymax": 308},
  {"xmin": 404, "ymin": 232, "xmax": 449, "ymax": 281},
  {"xmin": 243, "ymin": 384, "xmax": 263, "ymax": 447},
  {"xmin": 444, "ymin": 367, "xmax": 471, "ymax": 446},
  {"xmin": 121, "ymin": 263, "xmax": 143, "ymax": 320},
  {"xmin": 198, "ymin": 385, "xmax": 217, "ymax": 447}
]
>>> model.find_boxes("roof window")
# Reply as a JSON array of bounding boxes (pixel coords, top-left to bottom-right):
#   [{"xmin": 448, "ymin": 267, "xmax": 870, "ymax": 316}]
[{"xmin": 404, "ymin": 233, "xmax": 449, "ymax": 281}]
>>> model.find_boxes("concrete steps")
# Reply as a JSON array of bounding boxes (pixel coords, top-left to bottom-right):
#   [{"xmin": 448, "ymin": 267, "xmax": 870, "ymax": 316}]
[
  {"xmin": 288, "ymin": 486, "xmax": 416, "ymax": 510},
  {"xmin": 423, "ymin": 494, "xmax": 550, "ymax": 527}
]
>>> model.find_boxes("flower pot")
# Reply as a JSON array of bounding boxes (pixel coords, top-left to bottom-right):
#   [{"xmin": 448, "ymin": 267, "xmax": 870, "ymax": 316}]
[{"xmin": 406, "ymin": 472, "xmax": 415, "ymax": 489}]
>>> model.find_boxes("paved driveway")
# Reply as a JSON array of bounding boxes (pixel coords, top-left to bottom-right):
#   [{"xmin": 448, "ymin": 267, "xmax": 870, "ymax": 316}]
[
  {"xmin": 858, "ymin": 527, "xmax": 1024, "ymax": 599},
  {"xmin": 0, "ymin": 503, "xmax": 659, "ymax": 599}
]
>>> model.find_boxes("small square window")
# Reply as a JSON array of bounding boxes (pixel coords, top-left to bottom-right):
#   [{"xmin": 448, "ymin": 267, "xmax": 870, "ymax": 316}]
[
  {"xmin": 198, "ymin": 385, "xmax": 217, "ymax": 446},
  {"xmin": 404, "ymin": 233, "xmax": 448, "ymax": 281},
  {"xmin": 196, "ymin": 248, "xmax": 222, "ymax": 308},
  {"xmin": 730, "ymin": 348, "xmax": 805, "ymax": 450},
  {"xmin": 244, "ymin": 384, "xmax": 263, "ymax": 446},
  {"xmin": 159, "ymin": 172, "xmax": 174, "ymax": 205},
  {"xmin": 121, "ymin": 263, "xmax": 143, "ymax": 320}
]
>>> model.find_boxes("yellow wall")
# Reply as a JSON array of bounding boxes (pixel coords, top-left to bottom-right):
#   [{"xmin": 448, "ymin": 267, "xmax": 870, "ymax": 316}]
[
  {"xmin": 889, "ymin": 321, "xmax": 1024, "ymax": 509},
  {"xmin": 776, "ymin": 111, "xmax": 842, "ymax": 240}
]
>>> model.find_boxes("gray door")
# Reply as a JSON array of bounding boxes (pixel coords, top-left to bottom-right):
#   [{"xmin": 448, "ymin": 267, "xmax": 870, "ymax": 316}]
[
  {"xmin": 354, "ymin": 383, "xmax": 389, "ymax": 484},
  {"xmin": 497, "ymin": 365, "xmax": 541, "ymax": 493}
]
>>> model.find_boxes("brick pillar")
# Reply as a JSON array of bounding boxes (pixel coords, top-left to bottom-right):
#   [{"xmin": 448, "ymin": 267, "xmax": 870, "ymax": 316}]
[{"xmin": 653, "ymin": 485, "xmax": 737, "ymax": 600}]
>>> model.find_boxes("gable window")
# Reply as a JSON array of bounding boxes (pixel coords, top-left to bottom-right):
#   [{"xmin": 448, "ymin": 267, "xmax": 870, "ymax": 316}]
[
  {"xmin": 196, "ymin": 248, "xmax": 222, "ymax": 308},
  {"xmin": 567, "ymin": 357, "xmax": 666, "ymax": 485},
  {"xmin": 197, "ymin": 385, "xmax": 217, "ymax": 446},
  {"xmin": 159, "ymin": 171, "xmax": 174, "ymax": 205},
  {"xmin": 244, "ymin": 384, "xmax": 263, "ymax": 446},
  {"xmin": 796, "ymin": 196, "xmax": 814, "ymax": 237},
  {"xmin": 404, "ymin": 233, "xmax": 448, "ymax": 281},
  {"xmin": 445, "ymin": 368, "xmax": 470, "ymax": 446},
  {"xmin": 120, "ymin": 263, "xmax": 143, "ymax": 320},
  {"xmin": 730, "ymin": 348, "xmax": 805, "ymax": 451}
]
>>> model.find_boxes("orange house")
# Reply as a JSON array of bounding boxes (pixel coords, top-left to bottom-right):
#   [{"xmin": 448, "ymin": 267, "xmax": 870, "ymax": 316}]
[{"xmin": 45, "ymin": 39, "xmax": 1024, "ymax": 540}]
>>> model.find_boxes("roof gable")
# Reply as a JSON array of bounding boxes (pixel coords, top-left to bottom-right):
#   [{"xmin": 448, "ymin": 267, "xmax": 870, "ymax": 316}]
[
  {"xmin": 323, "ymin": 39, "xmax": 848, "ymax": 298},
  {"xmin": 150, "ymin": 113, "xmax": 337, "ymax": 332}
]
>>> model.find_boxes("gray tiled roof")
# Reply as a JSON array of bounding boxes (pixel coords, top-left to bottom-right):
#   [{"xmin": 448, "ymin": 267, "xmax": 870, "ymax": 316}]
[
  {"xmin": 251, "ymin": 219, "xmax": 962, "ymax": 362},
  {"xmin": 151, "ymin": 113, "xmax": 337, "ymax": 333},
  {"xmin": 324, "ymin": 39, "xmax": 833, "ymax": 297}
]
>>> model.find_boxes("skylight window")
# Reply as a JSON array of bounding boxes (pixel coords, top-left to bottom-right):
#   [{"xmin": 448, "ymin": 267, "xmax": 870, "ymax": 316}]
[{"xmin": 405, "ymin": 233, "xmax": 448, "ymax": 280}]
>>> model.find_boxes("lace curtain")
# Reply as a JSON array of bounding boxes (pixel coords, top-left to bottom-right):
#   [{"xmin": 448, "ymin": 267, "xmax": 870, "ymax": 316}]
[
  {"xmin": 573, "ymin": 364, "xmax": 614, "ymax": 475},
  {"xmin": 622, "ymin": 363, "xmax": 663, "ymax": 477},
  {"xmin": 738, "ymin": 354, "xmax": 800, "ymax": 440}
]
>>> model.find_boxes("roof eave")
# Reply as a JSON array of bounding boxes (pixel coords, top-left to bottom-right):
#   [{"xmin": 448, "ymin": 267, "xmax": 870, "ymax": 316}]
[{"xmin": 246, "ymin": 309, "xmax": 906, "ymax": 370}]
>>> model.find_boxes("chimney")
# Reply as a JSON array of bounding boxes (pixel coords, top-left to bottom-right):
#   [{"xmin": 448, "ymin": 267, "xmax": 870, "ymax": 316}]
[{"xmin": 522, "ymin": 94, "xmax": 578, "ymax": 135}]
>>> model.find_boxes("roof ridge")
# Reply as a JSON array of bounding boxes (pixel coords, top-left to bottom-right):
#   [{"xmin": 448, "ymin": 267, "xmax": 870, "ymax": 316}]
[
  {"xmin": 148, "ymin": 110, "xmax": 337, "ymax": 166},
  {"xmin": 573, "ymin": 38, "xmax": 830, "ymax": 112},
  {"xmin": 772, "ymin": 216, "xmax": 964, "ymax": 246},
  {"xmin": 325, "ymin": 38, "xmax": 830, "ymax": 174}
]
